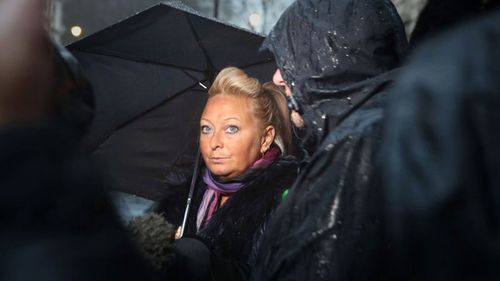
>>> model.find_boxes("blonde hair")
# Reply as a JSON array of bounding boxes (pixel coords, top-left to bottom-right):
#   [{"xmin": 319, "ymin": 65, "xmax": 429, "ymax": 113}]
[{"xmin": 208, "ymin": 67, "xmax": 292, "ymax": 155}]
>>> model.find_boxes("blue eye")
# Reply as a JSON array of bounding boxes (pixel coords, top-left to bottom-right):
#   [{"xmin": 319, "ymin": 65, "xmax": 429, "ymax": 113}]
[
  {"xmin": 201, "ymin": 125, "xmax": 212, "ymax": 134},
  {"xmin": 225, "ymin": 125, "xmax": 239, "ymax": 134}
]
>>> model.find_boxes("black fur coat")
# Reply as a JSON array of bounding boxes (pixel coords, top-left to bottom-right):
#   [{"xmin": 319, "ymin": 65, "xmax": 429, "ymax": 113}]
[{"xmin": 157, "ymin": 157, "xmax": 298, "ymax": 265}]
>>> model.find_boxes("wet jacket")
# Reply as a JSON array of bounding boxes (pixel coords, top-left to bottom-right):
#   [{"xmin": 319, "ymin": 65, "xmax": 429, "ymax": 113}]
[
  {"xmin": 157, "ymin": 157, "xmax": 297, "ymax": 265},
  {"xmin": 250, "ymin": 0, "xmax": 407, "ymax": 280},
  {"xmin": 380, "ymin": 11, "xmax": 500, "ymax": 281}
]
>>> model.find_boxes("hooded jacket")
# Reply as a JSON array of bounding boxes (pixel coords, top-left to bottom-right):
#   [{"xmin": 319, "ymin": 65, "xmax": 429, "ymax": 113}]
[
  {"xmin": 381, "ymin": 11, "xmax": 500, "ymax": 281},
  {"xmin": 250, "ymin": 0, "xmax": 407, "ymax": 280},
  {"xmin": 263, "ymin": 0, "xmax": 407, "ymax": 156}
]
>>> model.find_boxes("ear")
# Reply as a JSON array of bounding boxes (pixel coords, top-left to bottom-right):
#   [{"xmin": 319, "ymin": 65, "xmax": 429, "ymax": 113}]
[{"xmin": 260, "ymin": 125, "xmax": 276, "ymax": 154}]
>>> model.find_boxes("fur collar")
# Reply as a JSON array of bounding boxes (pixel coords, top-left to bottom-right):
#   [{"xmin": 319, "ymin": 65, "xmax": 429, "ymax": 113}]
[{"xmin": 187, "ymin": 157, "xmax": 298, "ymax": 263}]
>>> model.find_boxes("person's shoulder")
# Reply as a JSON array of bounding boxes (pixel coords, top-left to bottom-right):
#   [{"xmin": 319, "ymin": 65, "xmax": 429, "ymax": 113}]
[
  {"xmin": 323, "ymin": 106, "xmax": 385, "ymax": 150},
  {"xmin": 244, "ymin": 157, "xmax": 298, "ymax": 194},
  {"xmin": 407, "ymin": 10, "xmax": 500, "ymax": 75},
  {"xmin": 269, "ymin": 157, "xmax": 299, "ymax": 182},
  {"xmin": 271, "ymin": 156, "xmax": 299, "ymax": 172},
  {"xmin": 389, "ymin": 11, "xmax": 500, "ymax": 112},
  {"xmin": 332, "ymin": 74, "xmax": 394, "ymax": 143}
]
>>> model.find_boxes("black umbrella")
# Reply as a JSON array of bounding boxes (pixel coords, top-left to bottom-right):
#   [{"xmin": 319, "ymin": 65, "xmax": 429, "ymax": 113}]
[{"xmin": 67, "ymin": 1, "xmax": 276, "ymax": 200}]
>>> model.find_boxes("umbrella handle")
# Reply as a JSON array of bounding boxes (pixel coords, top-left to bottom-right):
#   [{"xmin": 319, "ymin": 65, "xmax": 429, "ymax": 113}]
[{"xmin": 179, "ymin": 149, "xmax": 201, "ymax": 238}]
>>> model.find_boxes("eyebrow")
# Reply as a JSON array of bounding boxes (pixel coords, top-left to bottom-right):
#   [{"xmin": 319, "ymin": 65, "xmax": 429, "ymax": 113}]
[
  {"xmin": 200, "ymin": 118, "xmax": 213, "ymax": 124},
  {"xmin": 200, "ymin": 117, "xmax": 240, "ymax": 123}
]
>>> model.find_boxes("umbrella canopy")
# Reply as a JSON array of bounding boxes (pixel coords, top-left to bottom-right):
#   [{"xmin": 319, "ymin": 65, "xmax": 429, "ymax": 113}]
[{"xmin": 67, "ymin": 1, "xmax": 276, "ymax": 200}]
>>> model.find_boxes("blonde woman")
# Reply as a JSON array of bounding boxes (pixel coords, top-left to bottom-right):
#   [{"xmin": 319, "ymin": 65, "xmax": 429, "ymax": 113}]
[{"xmin": 157, "ymin": 67, "xmax": 297, "ymax": 280}]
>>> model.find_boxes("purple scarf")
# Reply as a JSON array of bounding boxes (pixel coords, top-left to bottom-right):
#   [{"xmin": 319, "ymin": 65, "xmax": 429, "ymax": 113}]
[{"xmin": 196, "ymin": 146, "xmax": 280, "ymax": 230}]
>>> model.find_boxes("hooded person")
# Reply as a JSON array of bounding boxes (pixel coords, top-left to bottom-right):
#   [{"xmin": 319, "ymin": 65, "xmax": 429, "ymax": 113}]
[
  {"xmin": 380, "ymin": 9, "xmax": 500, "ymax": 281},
  {"xmin": 249, "ymin": 0, "xmax": 407, "ymax": 280},
  {"xmin": 0, "ymin": 1, "xmax": 156, "ymax": 280}
]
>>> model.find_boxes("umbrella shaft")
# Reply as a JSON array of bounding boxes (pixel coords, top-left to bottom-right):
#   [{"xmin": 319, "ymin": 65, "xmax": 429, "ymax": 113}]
[{"xmin": 179, "ymin": 151, "xmax": 201, "ymax": 238}]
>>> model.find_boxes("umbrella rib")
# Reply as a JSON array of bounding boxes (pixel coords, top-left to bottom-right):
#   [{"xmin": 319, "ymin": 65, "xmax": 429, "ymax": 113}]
[
  {"xmin": 239, "ymin": 59, "xmax": 274, "ymax": 70},
  {"xmin": 91, "ymin": 80, "xmax": 204, "ymax": 152},
  {"xmin": 76, "ymin": 49, "xmax": 273, "ymax": 83},
  {"xmin": 181, "ymin": 70, "xmax": 209, "ymax": 89},
  {"xmin": 113, "ymin": 81, "xmax": 203, "ymax": 131},
  {"xmin": 77, "ymin": 49, "xmax": 205, "ymax": 74},
  {"xmin": 184, "ymin": 13, "xmax": 216, "ymax": 80}
]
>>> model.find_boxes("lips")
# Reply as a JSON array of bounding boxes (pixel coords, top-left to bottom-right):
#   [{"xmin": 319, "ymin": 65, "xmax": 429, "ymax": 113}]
[{"xmin": 209, "ymin": 156, "xmax": 229, "ymax": 164}]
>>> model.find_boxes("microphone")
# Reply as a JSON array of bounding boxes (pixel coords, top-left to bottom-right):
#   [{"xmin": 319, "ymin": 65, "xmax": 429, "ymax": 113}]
[{"xmin": 127, "ymin": 213, "xmax": 176, "ymax": 275}]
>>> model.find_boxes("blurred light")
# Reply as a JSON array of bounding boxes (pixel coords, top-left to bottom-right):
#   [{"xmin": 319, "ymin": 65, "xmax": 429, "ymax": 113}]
[
  {"xmin": 248, "ymin": 13, "xmax": 262, "ymax": 29},
  {"xmin": 70, "ymin": 25, "xmax": 83, "ymax": 37}
]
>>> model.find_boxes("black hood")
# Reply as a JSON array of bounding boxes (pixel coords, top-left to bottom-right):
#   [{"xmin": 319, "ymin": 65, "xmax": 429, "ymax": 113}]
[
  {"xmin": 262, "ymin": 0, "xmax": 407, "ymax": 157},
  {"xmin": 262, "ymin": 0, "xmax": 407, "ymax": 103}
]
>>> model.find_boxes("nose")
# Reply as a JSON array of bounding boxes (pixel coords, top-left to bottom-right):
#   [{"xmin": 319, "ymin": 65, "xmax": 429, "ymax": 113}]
[
  {"xmin": 209, "ymin": 130, "xmax": 223, "ymax": 150},
  {"xmin": 272, "ymin": 68, "xmax": 286, "ymax": 87}
]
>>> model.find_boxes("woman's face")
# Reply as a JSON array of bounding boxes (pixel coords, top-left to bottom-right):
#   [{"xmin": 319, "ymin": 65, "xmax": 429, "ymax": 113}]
[{"xmin": 200, "ymin": 95, "xmax": 274, "ymax": 181}]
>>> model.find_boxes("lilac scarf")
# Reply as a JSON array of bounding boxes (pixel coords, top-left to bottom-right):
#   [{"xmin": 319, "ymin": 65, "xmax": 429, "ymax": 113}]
[{"xmin": 196, "ymin": 146, "xmax": 280, "ymax": 230}]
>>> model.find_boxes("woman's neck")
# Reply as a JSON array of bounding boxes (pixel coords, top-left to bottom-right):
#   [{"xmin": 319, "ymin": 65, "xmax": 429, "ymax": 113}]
[{"xmin": 220, "ymin": 195, "xmax": 230, "ymax": 207}]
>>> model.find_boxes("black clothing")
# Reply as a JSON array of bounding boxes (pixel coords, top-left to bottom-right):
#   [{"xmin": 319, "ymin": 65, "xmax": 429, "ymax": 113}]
[
  {"xmin": 409, "ymin": 0, "xmax": 500, "ymax": 47},
  {"xmin": 251, "ymin": 0, "xmax": 407, "ymax": 280},
  {"xmin": 251, "ymin": 77, "xmax": 394, "ymax": 281},
  {"xmin": 381, "ymin": 11, "xmax": 500, "ymax": 281},
  {"xmin": 261, "ymin": 0, "xmax": 407, "ymax": 155},
  {"xmin": 261, "ymin": 0, "xmax": 407, "ymax": 98},
  {"xmin": 168, "ymin": 238, "xmax": 211, "ymax": 281},
  {"xmin": 165, "ymin": 238, "xmax": 250, "ymax": 281},
  {"xmin": 157, "ymin": 158, "xmax": 297, "ymax": 265},
  {"xmin": 0, "ymin": 122, "xmax": 154, "ymax": 281}
]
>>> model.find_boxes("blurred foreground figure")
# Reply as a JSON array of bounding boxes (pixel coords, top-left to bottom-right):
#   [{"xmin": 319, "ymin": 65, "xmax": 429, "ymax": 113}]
[
  {"xmin": 0, "ymin": 0, "xmax": 154, "ymax": 280},
  {"xmin": 410, "ymin": 0, "xmax": 500, "ymax": 46},
  {"xmin": 381, "ymin": 9, "xmax": 500, "ymax": 281},
  {"xmin": 250, "ymin": 0, "xmax": 407, "ymax": 280}
]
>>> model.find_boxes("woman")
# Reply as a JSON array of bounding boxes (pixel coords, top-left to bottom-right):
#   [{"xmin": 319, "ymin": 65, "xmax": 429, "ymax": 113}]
[{"xmin": 156, "ymin": 67, "xmax": 298, "ymax": 280}]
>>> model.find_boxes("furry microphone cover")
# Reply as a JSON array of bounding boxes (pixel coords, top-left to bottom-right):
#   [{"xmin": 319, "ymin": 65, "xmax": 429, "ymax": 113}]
[{"xmin": 127, "ymin": 213, "xmax": 176, "ymax": 275}]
